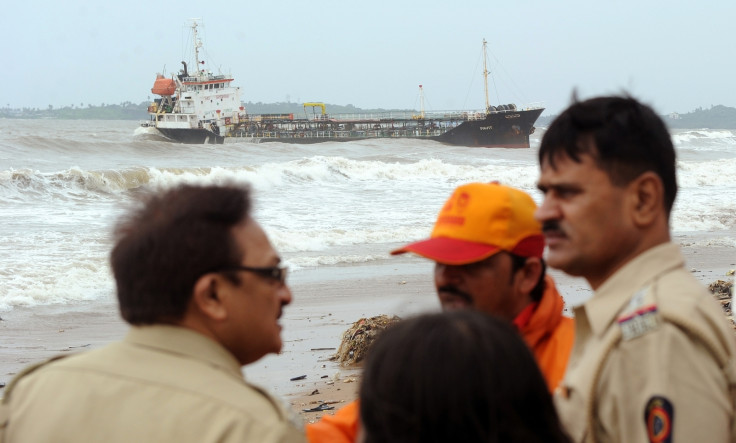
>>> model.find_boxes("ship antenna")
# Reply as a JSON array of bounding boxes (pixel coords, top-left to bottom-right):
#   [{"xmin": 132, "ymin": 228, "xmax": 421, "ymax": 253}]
[
  {"xmin": 419, "ymin": 85, "xmax": 425, "ymax": 119},
  {"xmin": 482, "ymin": 39, "xmax": 491, "ymax": 113}
]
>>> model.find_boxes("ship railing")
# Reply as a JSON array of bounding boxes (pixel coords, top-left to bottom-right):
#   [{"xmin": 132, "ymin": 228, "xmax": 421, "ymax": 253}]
[
  {"xmin": 228, "ymin": 127, "xmax": 448, "ymax": 140},
  {"xmin": 179, "ymin": 74, "xmax": 232, "ymax": 83},
  {"xmin": 311, "ymin": 109, "xmax": 488, "ymax": 122},
  {"xmin": 521, "ymin": 102, "xmax": 545, "ymax": 110}
]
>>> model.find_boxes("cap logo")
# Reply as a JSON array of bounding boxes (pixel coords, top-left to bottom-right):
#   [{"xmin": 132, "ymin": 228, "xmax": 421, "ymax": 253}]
[
  {"xmin": 436, "ymin": 215, "xmax": 465, "ymax": 226},
  {"xmin": 456, "ymin": 192, "xmax": 470, "ymax": 210}
]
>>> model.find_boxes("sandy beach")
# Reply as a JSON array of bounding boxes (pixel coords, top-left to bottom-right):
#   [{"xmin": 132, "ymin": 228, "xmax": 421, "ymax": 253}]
[{"xmin": 1, "ymin": 236, "xmax": 734, "ymax": 426}]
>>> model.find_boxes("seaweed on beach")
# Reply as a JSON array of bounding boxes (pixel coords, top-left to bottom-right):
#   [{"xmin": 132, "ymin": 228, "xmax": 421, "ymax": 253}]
[
  {"xmin": 708, "ymin": 279, "xmax": 735, "ymax": 329},
  {"xmin": 332, "ymin": 315, "xmax": 401, "ymax": 366}
]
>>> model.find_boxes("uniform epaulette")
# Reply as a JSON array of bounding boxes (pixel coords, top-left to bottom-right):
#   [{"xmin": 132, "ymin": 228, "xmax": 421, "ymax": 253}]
[
  {"xmin": 0, "ymin": 355, "xmax": 69, "ymax": 441},
  {"xmin": 1, "ymin": 355, "xmax": 69, "ymax": 404}
]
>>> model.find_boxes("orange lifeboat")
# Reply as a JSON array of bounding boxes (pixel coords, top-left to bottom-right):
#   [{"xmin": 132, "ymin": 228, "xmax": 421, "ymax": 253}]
[{"xmin": 151, "ymin": 74, "xmax": 176, "ymax": 96}]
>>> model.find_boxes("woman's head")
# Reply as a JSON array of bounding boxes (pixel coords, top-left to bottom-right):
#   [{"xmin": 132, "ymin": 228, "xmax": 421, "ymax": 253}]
[{"xmin": 359, "ymin": 310, "xmax": 570, "ymax": 443}]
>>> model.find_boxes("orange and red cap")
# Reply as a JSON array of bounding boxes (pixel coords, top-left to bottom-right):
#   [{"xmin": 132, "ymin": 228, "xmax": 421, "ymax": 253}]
[{"xmin": 391, "ymin": 182, "xmax": 544, "ymax": 265}]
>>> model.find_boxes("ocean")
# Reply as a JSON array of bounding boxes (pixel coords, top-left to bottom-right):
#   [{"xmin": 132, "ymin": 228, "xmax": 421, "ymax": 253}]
[
  {"xmin": 1, "ymin": 119, "xmax": 735, "ymax": 312},
  {"xmin": 1, "ymin": 119, "xmax": 735, "ymax": 393}
]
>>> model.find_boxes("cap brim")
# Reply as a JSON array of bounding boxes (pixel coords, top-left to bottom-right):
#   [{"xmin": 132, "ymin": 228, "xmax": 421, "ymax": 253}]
[{"xmin": 390, "ymin": 237, "xmax": 502, "ymax": 265}]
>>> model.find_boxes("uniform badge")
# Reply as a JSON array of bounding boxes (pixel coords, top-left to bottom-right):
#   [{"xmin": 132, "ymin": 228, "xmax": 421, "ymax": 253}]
[
  {"xmin": 618, "ymin": 305, "xmax": 659, "ymax": 340},
  {"xmin": 644, "ymin": 396, "xmax": 673, "ymax": 443},
  {"xmin": 618, "ymin": 287, "xmax": 660, "ymax": 340}
]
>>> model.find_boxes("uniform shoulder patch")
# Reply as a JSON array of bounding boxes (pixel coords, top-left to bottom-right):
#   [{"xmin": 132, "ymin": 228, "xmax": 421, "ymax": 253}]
[
  {"xmin": 618, "ymin": 287, "xmax": 660, "ymax": 340},
  {"xmin": 644, "ymin": 395, "xmax": 673, "ymax": 443}
]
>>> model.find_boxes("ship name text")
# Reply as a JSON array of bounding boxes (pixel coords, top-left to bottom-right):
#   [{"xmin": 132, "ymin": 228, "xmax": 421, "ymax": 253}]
[{"xmin": 480, "ymin": 125, "xmax": 493, "ymax": 131}]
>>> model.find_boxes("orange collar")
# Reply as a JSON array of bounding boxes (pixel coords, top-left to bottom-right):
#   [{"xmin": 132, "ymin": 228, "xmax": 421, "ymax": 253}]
[{"xmin": 513, "ymin": 302, "xmax": 539, "ymax": 330}]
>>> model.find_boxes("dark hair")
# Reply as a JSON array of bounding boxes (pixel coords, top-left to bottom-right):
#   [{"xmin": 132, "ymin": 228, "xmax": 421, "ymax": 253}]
[
  {"xmin": 539, "ymin": 95, "xmax": 677, "ymax": 215},
  {"xmin": 509, "ymin": 253, "xmax": 546, "ymax": 302},
  {"xmin": 359, "ymin": 311, "xmax": 571, "ymax": 443},
  {"xmin": 111, "ymin": 184, "xmax": 251, "ymax": 324}
]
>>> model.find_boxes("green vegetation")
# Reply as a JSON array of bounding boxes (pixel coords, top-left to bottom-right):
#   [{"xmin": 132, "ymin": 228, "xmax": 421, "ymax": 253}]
[
  {"xmin": 664, "ymin": 105, "xmax": 736, "ymax": 129},
  {"xmin": 537, "ymin": 105, "xmax": 736, "ymax": 129},
  {"xmin": 1, "ymin": 102, "xmax": 149, "ymax": 120},
  {"xmin": 2, "ymin": 102, "xmax": 734, "ymax": 129},
  {"xmin": 0, "ymin": 101, "xmax": 412, "ymax": 121}
]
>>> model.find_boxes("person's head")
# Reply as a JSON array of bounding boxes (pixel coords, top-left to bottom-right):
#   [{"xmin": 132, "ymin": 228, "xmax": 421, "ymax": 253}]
[
  {"xmin": 535, "ymin": 95, "xmax": 676, "ymax": 288},
  {"xmin": 359, "ymin": 310, "xmax": 571, "ymax": 443},
  {"xmin": 111, "ymin": 183, "xmax": 292, "ymax": 365},
  {"xmin": 392, "ymin": 183, "xmax": 546, "ymax": 321}
]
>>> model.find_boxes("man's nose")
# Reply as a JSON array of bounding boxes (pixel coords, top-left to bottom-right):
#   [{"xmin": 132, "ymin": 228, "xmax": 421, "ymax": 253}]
[
  {"xmin": 534, "ymin": 196, "xmax": 560, "ymax": 223},
  {"xmin": 435, "ymin": 263, "xmax": 462, "ymax": 287},
  {"xmin": 279, "ymin": 284, "xmax": 293, "ymax": 306}
]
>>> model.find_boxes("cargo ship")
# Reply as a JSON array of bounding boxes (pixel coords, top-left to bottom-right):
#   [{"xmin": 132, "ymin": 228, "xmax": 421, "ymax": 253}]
[{"xmin": 144, "ymin": 25, "xmax": 543, "ymax": 148}]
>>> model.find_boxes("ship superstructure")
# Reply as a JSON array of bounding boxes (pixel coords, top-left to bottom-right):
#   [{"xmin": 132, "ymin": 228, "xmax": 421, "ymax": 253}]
[{"xmin": 146, "ymin": 20, "xmax": 243, "ymax": 144}]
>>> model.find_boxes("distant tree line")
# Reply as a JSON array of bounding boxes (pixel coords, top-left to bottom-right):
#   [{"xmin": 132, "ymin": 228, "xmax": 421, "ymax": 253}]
[
  {"xmin": 2, "ymin": 101, "xmax": 734, "ymax": 129},
  {"xmin": 0, "ymin": 102, "xmax": 148, "ymax": 120},
  {"xmin": 0, "ymin": 101, "xmax": 412, "ymax": 120},
  {"xmin": 537, "ymin": 105, "xmax": 736, "ymax": 129}
]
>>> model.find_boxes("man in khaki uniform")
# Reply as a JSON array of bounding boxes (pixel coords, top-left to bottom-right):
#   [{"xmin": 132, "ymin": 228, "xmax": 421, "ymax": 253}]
[
  {"xmin": 535, "ymin": 95, "xmax": 736, "ymax": 443},
  {"xmin": 0, "ymin": 184, "xmax": 305, "ymax": 443}
]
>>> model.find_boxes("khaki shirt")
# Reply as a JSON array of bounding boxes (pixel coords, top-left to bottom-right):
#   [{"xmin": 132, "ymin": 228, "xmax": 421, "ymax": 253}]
[
  {"xmin": 555, "ymin": 243, "xmax": 736, "ymax": 443},
  {"xmin": 0, "ymin": 325, "xmax": 305, "ymax": 443}
]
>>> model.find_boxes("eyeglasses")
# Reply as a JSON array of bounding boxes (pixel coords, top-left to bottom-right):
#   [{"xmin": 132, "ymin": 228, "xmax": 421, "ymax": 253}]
[{"xmin": 218, "ymin": 265, "xmax": 288, "ymax": 284}]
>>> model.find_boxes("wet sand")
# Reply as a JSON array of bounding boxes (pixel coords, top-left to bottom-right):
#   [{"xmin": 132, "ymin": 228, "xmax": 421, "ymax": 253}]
[{"xmin": 1, "ymin": 237, "xmax": 734, "ymax": 426}]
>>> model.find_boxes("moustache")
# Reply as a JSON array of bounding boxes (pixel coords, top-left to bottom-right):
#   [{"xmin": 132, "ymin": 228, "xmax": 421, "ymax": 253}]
[
  {"xmin": 437, "ymin": 286, "xmax": 473, "ymax": 304},
  {"xmin": 542, "ymin": 220, "xmax": 564, "ymax": 234}
]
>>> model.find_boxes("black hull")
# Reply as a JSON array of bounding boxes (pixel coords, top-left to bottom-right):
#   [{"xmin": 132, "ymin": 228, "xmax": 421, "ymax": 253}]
[
  {"xmin": 434, "ymin": 108, "xmax": 544, "ymax": 148},
  {"xmin": 157, "ymin": 128, "xmax": 224, "ymax": 144}
]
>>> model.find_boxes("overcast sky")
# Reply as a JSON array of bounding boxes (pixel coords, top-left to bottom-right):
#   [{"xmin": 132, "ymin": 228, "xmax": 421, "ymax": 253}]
[{"xmin": 5, "ymin": 0, "xmax": 733, "ymax": 115}]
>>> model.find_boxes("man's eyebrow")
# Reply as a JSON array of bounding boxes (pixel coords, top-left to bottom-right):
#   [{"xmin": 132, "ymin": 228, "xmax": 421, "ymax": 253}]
[{"xmin": 537, "ymin": 182, "xmax": 580, "ymax": 193}]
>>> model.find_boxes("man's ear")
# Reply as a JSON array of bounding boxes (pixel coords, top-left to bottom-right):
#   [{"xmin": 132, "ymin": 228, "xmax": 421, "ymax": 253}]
[
  {"xmin": 629, "ymin": 171, "xmax": 664, "ymax": 227},
  {"xmin": 191, "ymin": 274, "xmax": 228, "ymax": 321},
  {"xmin": 516, "ymin": 256, "xmax": 543, "ymax": 297}
]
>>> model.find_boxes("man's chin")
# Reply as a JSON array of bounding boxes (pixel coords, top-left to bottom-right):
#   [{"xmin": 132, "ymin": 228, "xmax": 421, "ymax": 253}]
[
  {"xmin": 441, "ymin": 300, "xmax": 472, "ymax": 311},
  {"xmin": 545, "ymin": 250, "xmax": 572, "ymax": 271}
]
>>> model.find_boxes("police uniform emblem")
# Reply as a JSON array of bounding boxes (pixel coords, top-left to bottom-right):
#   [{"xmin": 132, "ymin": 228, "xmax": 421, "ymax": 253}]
[
  {"xmin": 618, "ymin": 287, "xmax": 660, "ymax": 340},
  {"xmin": 644, "ymin": 395, "xmax": 673, "ymax": 443}
]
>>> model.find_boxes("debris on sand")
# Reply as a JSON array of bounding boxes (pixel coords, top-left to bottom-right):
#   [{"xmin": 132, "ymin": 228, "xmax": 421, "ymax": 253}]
[
  {"xmin": 302, "ymin": 403, "xmax": 335, "ymax": 413},
  {"xmin": 708, "ymin": 279, "xmax": 734, "ymax": 329},
  {"xmin": 332, "ymin": 315, "xmax": 401, "ymax": 366}
]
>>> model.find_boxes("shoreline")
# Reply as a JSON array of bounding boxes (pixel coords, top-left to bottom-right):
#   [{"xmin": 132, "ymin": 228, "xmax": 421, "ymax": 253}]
[{"xmin": 1, "ymin": 238, "xmax": 734, "ymax": 425}]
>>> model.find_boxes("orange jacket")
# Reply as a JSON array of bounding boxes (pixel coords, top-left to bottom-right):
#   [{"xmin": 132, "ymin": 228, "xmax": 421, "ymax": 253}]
[
  {"xmin": 306, "ymin": 275, "xmax": 575, "ymax": 443},
  {"xmin": 520, "ymin": 275, "xmax": 575, "ymax": 392}
]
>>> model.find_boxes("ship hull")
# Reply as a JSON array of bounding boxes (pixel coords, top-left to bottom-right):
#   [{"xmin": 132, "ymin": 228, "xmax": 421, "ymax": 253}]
[
  {"xmin": 156, "ymin": 128, "xmax": 224, "ymax": 144},
  {"xmin": 434, "ymin": 107, "xmax": 544, "ymax": 148},
  {"xmin": 232, "ymin": 107, "xmax": 544, "ymax": 148}
]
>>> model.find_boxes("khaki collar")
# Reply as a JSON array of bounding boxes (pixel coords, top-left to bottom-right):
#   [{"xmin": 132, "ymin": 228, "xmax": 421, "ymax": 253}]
[
  {"xmin": 124, "ymin": 325, "xmax": 243, "ymax": 380},
  {"xmin": 582, "ymin": 242, "xmax": 684, "ymax": 337}
]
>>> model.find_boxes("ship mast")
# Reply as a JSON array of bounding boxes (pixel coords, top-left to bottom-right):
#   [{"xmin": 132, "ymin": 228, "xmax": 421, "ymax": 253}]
[
  {"xmin": 482, "ymin": 39, "xmax": 491, "ymax": 113},
  {"xmin": 192, "ymin": 20, "xmax": 203, "ymax": 76},
  {"xmin": 419, "ymin": 84, "xmax": 425, "ymax": 119}
]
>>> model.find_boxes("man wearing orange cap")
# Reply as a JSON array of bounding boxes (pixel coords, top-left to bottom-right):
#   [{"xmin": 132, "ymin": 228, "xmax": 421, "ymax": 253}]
[{"xmin": 307, "ymin": 182, "xmax": 575, "ymax": 443}]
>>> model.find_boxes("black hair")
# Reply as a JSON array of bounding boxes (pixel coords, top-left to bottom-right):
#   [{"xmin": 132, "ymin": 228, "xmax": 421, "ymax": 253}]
[
  {"xmin": 360, "ymin": 310, "xmax": 571, "ymax": 443},
  {"xmin": 539, "ymin": 95, "xmax": 677, "ymax": 216},
  {"xmin": 111, "ymin": 184, "xmax": 251, "ymax": 324}
]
